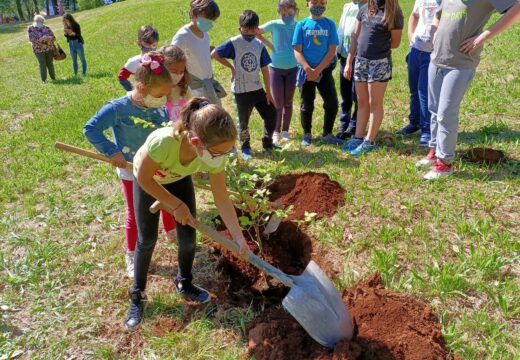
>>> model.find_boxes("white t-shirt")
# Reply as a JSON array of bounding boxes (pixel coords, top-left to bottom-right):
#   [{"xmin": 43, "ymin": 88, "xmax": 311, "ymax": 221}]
[
  {"xmin": 411, "ymin": 0, "xmax": 442, "ymax": 53},
  {"xmin": 172, "ymin": 25, "xmax": 213, "ymax": 80},
  {"xmin": 124, "ymin": 54, "xmax": 142, "ymax": 74}
]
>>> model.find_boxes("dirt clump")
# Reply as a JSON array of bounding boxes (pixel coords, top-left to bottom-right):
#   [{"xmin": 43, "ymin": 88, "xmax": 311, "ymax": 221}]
[
  {"xmin": 267, "ymin": 172, "xmax": 345, "ymax": 221},
  {"xmin": 464, "ymin": 147, "xmax": 505, "ymax": 164},
  {"xmin": 247, "ymin": 273, "xmax": 456, "ymax": 360}
]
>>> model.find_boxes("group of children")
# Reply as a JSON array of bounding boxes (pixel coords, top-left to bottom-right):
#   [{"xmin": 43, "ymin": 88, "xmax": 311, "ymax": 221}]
[{"xmin": 82, "ymin": 0, "xmax": 520, "ymax": 331}]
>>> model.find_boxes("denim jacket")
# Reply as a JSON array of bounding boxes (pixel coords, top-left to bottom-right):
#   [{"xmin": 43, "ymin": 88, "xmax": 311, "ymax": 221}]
[{"xmin": 83, "ymin": 94, "xmax": 169, "ymax": 178}]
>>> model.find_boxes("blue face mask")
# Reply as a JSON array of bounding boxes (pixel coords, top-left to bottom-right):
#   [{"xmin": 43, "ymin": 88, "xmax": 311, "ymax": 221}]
[
  {"xmin": 241, "ymin": 33, "xmax": 256, "ymax": 42},
  {"xmin": 310, "ymin": 5, "xmax": 326, "ymax": 17},
  {"xmin": 196, "ymin": 18, "xmax": 214, "ymax": 32},
  {"xmin": 282, "ymin": 15, "xmax": 295, "ymax": 24}
]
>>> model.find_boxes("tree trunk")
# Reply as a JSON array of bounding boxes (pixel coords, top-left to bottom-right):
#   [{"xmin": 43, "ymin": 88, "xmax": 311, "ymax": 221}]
[
  {"xmin": 50, "ymin": 0, "xmax": 58, "ymax": 14},
  {"xmin": 24, "ymin": 0, "xmax": 32, "ymax": 19},
  {"xmin": 15, "ymin": 0, "xmax": 25, "ymax": 20},
  {"xmin": 33, "ymin": 0, "xmax": 39, "ymax": 13}
]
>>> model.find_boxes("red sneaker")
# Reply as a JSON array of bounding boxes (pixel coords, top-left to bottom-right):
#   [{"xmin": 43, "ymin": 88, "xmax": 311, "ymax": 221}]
[
  {"xmin": 415, "ymin": 148, "xmax": 436, "ymax": 167},
  {"xmin": 423, "ymin": 159, "xmax": 454, "ymax": 180}
]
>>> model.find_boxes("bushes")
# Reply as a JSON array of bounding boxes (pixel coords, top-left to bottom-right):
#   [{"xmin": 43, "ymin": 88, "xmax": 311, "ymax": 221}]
[{"xmin": 78, "ymin": 0, "xmax": 105, "ymax": 10}]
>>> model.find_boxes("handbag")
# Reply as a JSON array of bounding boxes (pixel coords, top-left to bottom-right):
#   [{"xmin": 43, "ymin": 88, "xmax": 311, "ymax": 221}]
[{"xmin": 53, "ymin": 42, "xmax": 67, "ymax": 61}]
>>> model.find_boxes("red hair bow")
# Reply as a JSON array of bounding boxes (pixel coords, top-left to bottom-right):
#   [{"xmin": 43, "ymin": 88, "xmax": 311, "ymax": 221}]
[{"xmin": 141, "ymin": 54, "xmax": 163, "ymax": 74}]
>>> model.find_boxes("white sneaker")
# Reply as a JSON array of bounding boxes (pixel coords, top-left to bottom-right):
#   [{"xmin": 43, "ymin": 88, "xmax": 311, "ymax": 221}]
[
  {"xmin": 125, "ymin": 251, "xmax": 135, "ymax": 278},
  {"xmin": 281, "ymin": 131, "xmax": 290, "ymax": 141},
  {"xmin": 165, "ymin": 229, "xmax": 177, "ymax": 242},
  {"xmin": 415, "ymin": 148, "xmax": 436, "ymax": 168},
  {"xmin": 273, "ymin": 132, "xmax": 280, "ymax": 145},
  {"xmin": 423, "ymin": 159, "xmax": 454, "ymax": 180}
]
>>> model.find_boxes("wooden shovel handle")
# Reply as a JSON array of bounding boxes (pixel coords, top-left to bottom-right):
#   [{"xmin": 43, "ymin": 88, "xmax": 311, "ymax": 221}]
[
  {"xmin": 150, "ymin": 200, "xmax": 294, "ymax": 287},
  {"xmin": 54, "ymin": 142, "xmax": 133, "ymax": 171}
]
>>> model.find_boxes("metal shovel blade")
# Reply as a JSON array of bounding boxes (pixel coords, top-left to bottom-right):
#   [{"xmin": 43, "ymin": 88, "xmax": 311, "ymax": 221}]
[
  {"xmin": 263, "ymin": 214, "xmax": 282, "ymax": 235},
  {"xmin": 282, "ymin": 260, "xmax": 354, "ymax": 348}
]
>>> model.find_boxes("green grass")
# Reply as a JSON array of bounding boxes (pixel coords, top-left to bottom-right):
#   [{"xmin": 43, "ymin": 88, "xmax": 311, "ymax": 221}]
[{"xmin": 1, "ymin": 0, "xmax": 519, "ymax": 359}]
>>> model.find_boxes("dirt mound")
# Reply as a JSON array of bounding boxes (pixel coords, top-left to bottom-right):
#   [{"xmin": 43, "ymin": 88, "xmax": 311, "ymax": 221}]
[
  {"xmin": 267, "ymin": 172, "xmax": 345, "ymax": 221},
  {"xmin": 210, "ymin": 221, "xmax": 314, "ymax": 306},
  {"xmin": 247, "ymin": 273, "xmax": 455, "ymax": 360},
  {"xmin": 464, "ymin": 147, "xmax": 505, "ymax": 164}
]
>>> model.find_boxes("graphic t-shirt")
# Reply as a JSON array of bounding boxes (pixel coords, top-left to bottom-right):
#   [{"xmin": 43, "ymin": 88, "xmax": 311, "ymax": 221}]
[
  {"xmin": 411, "ymin": 0, "xmax": 442, "ymax": 52},
  {"xmin": 292, "ymin": 16, "xmax": 339, "ymax": 68},
  {"xmin": 356, "ymin": 5, "xmax": 404, "ymax": 60},
  {"xmin": 215, "ymin": 35, "xmax": 271, "ymax": 94},
  {"xmin": 337, "ymin": 2, "xmax": 362, "ymax": 58},
  {"xmin": 172, "ymin": 25, "xmax": 213, "ymax": 80},
  {"xmin": 133, "ymin": 127, "xmax": 227, "ymax": 184},
  {"xmin": 261, "ymin": 19, "xmax": 298, "ymax": 69},
  {"xmin": 432, "ymin": 0, "xmax": 516, "ymax": 69}
]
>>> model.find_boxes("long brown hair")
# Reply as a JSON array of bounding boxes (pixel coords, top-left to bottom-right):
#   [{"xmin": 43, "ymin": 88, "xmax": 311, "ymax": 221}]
[
  {"xmin": 367, "ymin": 0, "xmax": 401, "ymax": 30},
  {"xmin": 160, "ymin": 45, "xmax": 191, "ymax": 97},
  {"xmin": 176, "ymin": 97, "xmax": 237, "ymax": 147}
]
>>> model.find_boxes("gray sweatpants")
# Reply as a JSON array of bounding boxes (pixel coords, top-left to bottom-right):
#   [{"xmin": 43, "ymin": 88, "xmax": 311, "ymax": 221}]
[
  {"xmin": 428, "ymin": 63, "xmax": 475, "ymax": 163},
  {"xmin": 35, "ymin": 51, "xmax": 56, "ymax": 82}
]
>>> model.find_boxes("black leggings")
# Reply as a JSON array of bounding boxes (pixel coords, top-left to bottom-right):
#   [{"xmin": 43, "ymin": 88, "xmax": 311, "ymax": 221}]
[{"xmin": 132, "ymin": 176, "xmax": 196, "ymax": 293}]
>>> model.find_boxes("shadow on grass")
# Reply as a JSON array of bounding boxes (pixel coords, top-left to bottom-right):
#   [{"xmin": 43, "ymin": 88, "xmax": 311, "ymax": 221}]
[
  {"xmin": 86, "ymin": 71, "xmax": 113, "ymax": 79},
  {"xmin": 0, "ymin": 22, "xmax": 29, "ymax": 35},
  {"xmin": 459, "ymin": 129, "xmax": 520, "ymax": 145},
  {"xmin": 454, "ymin": 158, "xmax": 520, "ymax": 181},
  {"xmin": 52, "ymin": 76, "xmax": 84, "ymax": 85}
]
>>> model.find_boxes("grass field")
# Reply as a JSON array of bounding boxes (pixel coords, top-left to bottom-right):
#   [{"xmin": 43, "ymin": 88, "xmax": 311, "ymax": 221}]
[{"xmin": 0, "ymin": 0, "xmax": 519, "ymax": 359}]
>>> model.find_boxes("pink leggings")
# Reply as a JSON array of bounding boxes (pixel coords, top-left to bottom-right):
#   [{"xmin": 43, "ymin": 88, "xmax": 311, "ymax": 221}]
[{"xmin": 121, "ymin": 179, "xmax": 175, "ymax": 251}]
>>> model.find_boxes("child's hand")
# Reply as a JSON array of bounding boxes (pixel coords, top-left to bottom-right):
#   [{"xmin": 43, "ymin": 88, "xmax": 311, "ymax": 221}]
[
  {"xmin": 343, "ymin": 62, "xmax": 353, "ymax": 80},
  {"xmin": 307, "ymin": 69, "xmax": 320, "ymax": 82},
  {"xmin": 266, "ymin": 91, "xmax": 275, "ymax": 105},
  {"xmin": 235, "ymin": 236, "xmax": 249, "ymax": 255},
  {"xmin": 172, "ymin": 202, "xmax": 195, "ymax": 227},
  {"xmin": 110, "ymin": 152, "xmax": 127, "ymax": 168}
]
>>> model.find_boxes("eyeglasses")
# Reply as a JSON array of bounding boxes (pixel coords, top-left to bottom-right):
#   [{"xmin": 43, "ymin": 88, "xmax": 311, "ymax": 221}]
[{"xmin": 206, "ymin": 146, "xmax": 235, "ymax": 159}]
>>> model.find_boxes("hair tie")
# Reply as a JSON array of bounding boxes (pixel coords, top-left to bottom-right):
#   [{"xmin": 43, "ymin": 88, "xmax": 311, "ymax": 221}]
[
  {"xmin": 197, "ymin": 100, "xmax": 209, "ymax": 109},
  {"xmin": 140, "ymin": 54, "xmax": 163, "ymax": 74}
]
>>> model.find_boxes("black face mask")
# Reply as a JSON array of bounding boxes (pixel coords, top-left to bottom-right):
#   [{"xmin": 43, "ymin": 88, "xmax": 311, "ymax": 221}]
[{"xmin": 375, "ymin": 0, "xmax": 386, "ymax": 7}]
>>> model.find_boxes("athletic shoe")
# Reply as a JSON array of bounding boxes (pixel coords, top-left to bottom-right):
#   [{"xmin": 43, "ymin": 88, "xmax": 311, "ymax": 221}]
[
  {"xmin": 419, "ymin": 133, "xmax": 431, "ymax": 147},
  {"xmin": 281, "ymin": 131, "xmax": 290, "ymax": 141},
  {"xmin": 273, "ymin": 132, "xmax": 280, "ymax": 145},
  {"xmin": 396, "ymin": 124, "xmax": 420, "ymax": 136},
  {"xmin": 125, "ymin": 251, "xmax": 135, "ymax": 278},
  {"xmin": 264, "ymin": 145, "xmax": 283, "ymax": 152},
  {"xmin": 322, "ymin": 133, "xmax": 343, "ymax": 145},
  {"xmin": 242, "ymin": 148, "xmax": 252, "ymax": 161},
  {"xmin": 415, "ymin": 148, "xmax": 436, "ymax": 167},
  {"xmin": 174, "ymin": 278, "xmax": 211, "ymax": 303},
  {"xmin": 342, "ymin": 137, "xmax": 363, "ymax": 152},
  {"xmin": 125, "ymin": 290, "xmax": 146, "ymax": 331},
  {"xmin": 301, "ymin": 133, "xmax": 312, "ymax": 146},
  {"xmin": 350, "ymin": 140, "xmax": 376, "ymax": 157},
  {"xmin": 423, "ymin": 159, "xmax": 454, "ymax": 180}
]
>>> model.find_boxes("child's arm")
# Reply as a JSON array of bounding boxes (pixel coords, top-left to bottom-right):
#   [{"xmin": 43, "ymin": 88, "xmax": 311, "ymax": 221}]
[
  {"xmin": 314, "ymin": 45, "xmax": 337, "ymax": 75},
  {"xmin": 211, "ymin": 41, "xmax": 236, "ymax": 81},
  {"xmin": 257, "ymin": 28, "xmax": 275, "ymax": 51},
  {"xmin": 391, "ymin": 9, "xmax": 404, "ymax": 49},
  {"xmin": 261, "ymin": 66, "xmax": 274, "ymax": 104},
  {"xmin": 391, "ymin": 29, "xmax": 403, "ymax": 49},
  {"xmin": 343, "ymin": 20, "xmax": 361, "ymax": 80},
  {"xmin": 209, "ymin": 171, "xmax": 248, "ymax": 254},
  {"xmin": 83, "ymin": 104, "xmax": 127, "ymax": 168},
  {"xmin": 118, "ymin": 67, "xmax": 134, "ymax": 91},
  {"xmin": 294, "ymin": 45, "xmax": 315, "ymax": 79},
  {"xmin": 408, "ymin": 12, "xmax": 419, "ymax": 44},
  {"xmin": 460, "ymin": 0, "xmax": 520, "ymax": 54},
  {"xmin": 136, "ymin": 152, "xmax": 195, "ymax": 226}
]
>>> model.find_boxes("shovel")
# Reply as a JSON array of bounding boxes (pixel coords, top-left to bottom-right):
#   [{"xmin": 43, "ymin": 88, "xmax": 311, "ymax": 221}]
[
  {"xmin": 150, "ymin": 200, "xmax": 354, "ymax": 348},
  {"xmin": 54, "ymin": 142, "xmax": 283, "ymax": 233}
]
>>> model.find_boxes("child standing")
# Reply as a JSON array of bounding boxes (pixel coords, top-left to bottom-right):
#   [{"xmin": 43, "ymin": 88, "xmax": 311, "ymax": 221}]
[
  {"xmin": 396, "ymin": 0, "xmax": 441, "ymax": 146},
  {"xmin": 257, "ymin": 0, "xmax": 299, "ymax": 144},
  {"xmin": 212, "ymin": 10, "xmax": 278, "ymax": 160},
  {"xmin": 172, "ymin": 0, "xmax": 223, "ymax": 105},
  {"xmin": 84, "ymin": 53, "xmax": 176, "ymax": 278},
  {"xmin": 293, "ymin": 0, "xmax": 342, "ymax": 146},
  {"xmin": 63, "ymin": 13, "xmax": 87, "ymax": 77},
  {"xmin": 343, "ymin": 0, "xmax": 404, "ymax": 156},
  {"xmin": 336, "ymin": 0, "xmax": 364, "ymax": 140},
  {"xmin": 161, "ymin": 45, "xmax": 192, "ymax": 121},
  {"xmin": 126, "ymin": 98, "xmax": 248, "ymax": 330},
  {"xmin": 118, "ymin": 25, "xmax": 159, "ymax": 91},
  {"xmin": 417, "ymin": 0, "xmax": 520, "ymax": 179}
]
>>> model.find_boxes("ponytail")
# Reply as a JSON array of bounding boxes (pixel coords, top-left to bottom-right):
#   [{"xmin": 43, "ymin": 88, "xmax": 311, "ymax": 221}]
[{"xmin": 175, "ymin": 97, "xmax": 237, "ymax": 147}]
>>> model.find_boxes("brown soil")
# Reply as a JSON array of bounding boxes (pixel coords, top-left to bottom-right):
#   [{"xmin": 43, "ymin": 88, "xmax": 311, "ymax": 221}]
[
  {"xmin": 247, "ymin": 273, "xmax": 456, "ymax": 360},
  {"xmin": 267, "ymin": 172, "xmax": 345, "ymax": 221},
  {"xmin": 465, "ymin": 147, "xmax": 505, "ymax": 164},
  {"xmin": 98, "ymin": 323, "xmax": 146, "ymax": 356}
]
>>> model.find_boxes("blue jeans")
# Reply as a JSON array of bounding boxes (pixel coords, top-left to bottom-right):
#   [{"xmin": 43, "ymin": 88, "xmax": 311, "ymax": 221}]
[
  {"xmin": 339, "ymin": 55, "xmax": 357, "ymax": 132},
  {"xmin": 428, "ymin": 63, "xmax": 475, "ymax": 163},
  {"xmin": 407, "ymin": 47, "xmax": 431, "ymax": 134},
  {"xmin": 69, "ymin": 40, "xmax": 87, "ymax": 75}
]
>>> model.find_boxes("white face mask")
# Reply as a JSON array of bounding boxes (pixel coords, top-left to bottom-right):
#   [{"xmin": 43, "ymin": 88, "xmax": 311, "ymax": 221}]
[
  {"xmin": 35, "ymin": 22, "xmax": 44, "ymax": 28},
  {"xmin": 171, "ymin": 73, "xmax": 184, "ymax": 85},
  {"xmin": 143, "ymin": 94, "xmax": 167, "ymax": 108},
  {"xmin": 199, "ymin": 149, "xmax": 225, "ymax": 167}
]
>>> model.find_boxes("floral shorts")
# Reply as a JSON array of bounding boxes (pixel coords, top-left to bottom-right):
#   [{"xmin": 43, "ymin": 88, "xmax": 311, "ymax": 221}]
[{"xmin": 354, "ymin": 56, "xmax": 392, "ymax": 83}]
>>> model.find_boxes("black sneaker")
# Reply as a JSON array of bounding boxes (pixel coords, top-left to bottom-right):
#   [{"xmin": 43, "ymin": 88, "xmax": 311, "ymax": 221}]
[
  {"xmin": 174, "ymin": 279, "xmax": 211, "ymax": 303},
  {"xmin": 125, "ymin": 290, "xmax": 146, "ymax": 331}
]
